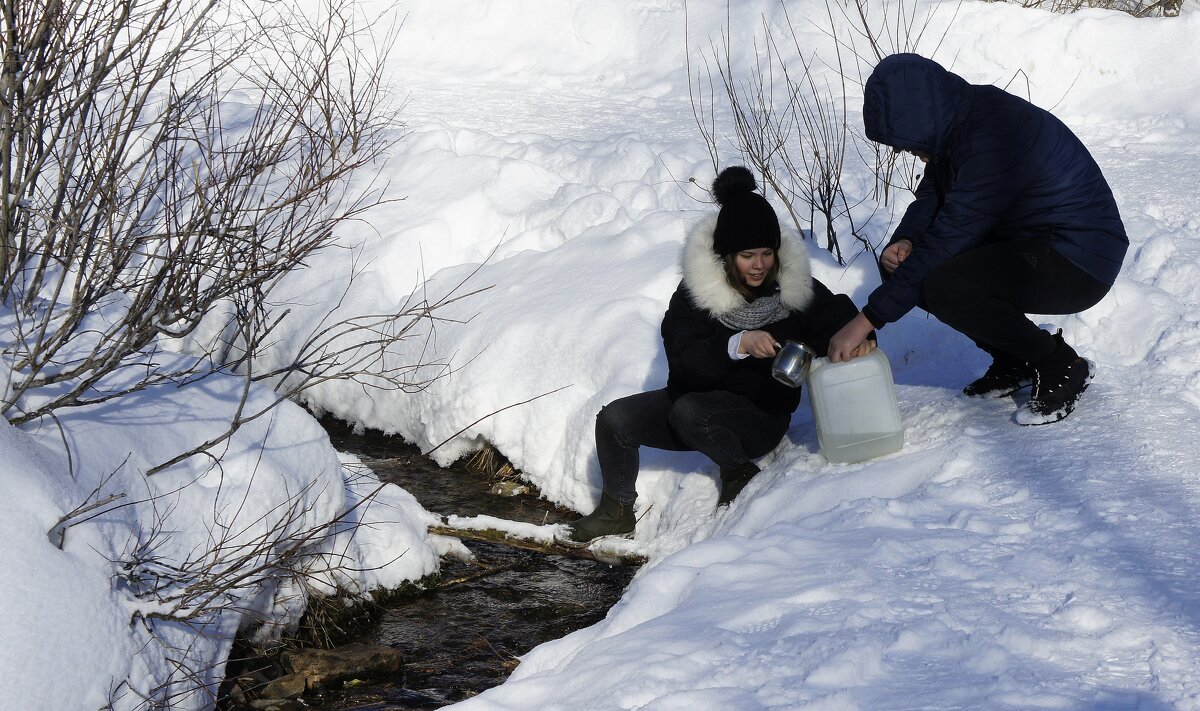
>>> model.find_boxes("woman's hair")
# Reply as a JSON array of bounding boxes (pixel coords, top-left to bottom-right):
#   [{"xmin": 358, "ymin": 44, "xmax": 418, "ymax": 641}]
[{"xmin": 723, "ymin": 251, "xmax": 779, "ymax": 300}]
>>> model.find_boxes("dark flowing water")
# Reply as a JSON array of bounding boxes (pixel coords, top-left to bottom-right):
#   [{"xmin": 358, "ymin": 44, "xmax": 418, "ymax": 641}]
[{"xmin": 305, "ymin": 419, "xmax": 639, "ymax": 709}]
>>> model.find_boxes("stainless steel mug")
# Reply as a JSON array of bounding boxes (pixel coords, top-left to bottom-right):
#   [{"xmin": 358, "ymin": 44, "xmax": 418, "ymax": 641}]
[{"xmin": 771, "ymin": 340, "xmax": 816, "ymax": 388}]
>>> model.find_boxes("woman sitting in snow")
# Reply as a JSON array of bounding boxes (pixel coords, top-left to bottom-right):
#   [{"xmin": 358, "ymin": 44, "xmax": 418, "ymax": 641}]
[{"xmin": 563, "ymin": 167, "xmax": 869, "ymax": 545}]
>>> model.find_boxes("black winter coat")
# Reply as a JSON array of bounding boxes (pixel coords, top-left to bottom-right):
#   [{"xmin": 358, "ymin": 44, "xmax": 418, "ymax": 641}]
[
  {"xmin": 661, "ymin": 215, "xmax": 859, "ymax": 417},
  {"xmin": 861, "ymin": 53, "xmax": 1128, "ymax": 327}
]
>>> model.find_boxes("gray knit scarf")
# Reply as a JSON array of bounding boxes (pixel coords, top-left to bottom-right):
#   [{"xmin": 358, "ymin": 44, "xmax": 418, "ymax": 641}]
[{"xmin": 717, "ymin": 291, "xmax": 791, "ymax": 331}]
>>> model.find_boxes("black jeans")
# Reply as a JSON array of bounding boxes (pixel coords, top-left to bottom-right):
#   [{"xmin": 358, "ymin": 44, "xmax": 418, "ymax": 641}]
[
  {"xmin": 595, "ymin": 388, "xmax": 791, "ymax": 504},
  {"xmin": 921, "ymin": 240, "xmax": 1110, "ymax": 363}
]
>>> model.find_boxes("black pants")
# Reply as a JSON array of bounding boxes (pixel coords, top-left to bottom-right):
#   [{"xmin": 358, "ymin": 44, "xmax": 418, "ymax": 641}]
[
  {"xmin": 595, "ymin": 389, "xmax": 791, "ymax": 504},
  {"xmin": 921, "ymin": 240, "xmax": 1110, "ymax": 363}
]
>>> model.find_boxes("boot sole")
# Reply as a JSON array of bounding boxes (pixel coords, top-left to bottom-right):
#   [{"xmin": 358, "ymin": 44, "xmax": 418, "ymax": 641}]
[{"xmin": 557, "ymin": 531, "xmax": 634, "ymax": 549}]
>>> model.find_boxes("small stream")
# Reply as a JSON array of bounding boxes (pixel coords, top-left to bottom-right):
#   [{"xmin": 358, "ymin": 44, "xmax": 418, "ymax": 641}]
[{"xmin": 306, "ymin": 419, "xmax": 639, "ymax": 709}]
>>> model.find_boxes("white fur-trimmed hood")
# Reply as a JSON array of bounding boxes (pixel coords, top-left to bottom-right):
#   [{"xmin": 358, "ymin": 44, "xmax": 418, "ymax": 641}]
[{"xmin": 680, "ymin": 213, "xmax": 814, "ymax": 317}]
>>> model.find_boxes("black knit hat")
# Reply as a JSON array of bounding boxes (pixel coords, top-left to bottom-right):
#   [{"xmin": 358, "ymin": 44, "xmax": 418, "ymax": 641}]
[{"xmin": 711, "ymin": 166, "xmax": 781, "ymax": 257}]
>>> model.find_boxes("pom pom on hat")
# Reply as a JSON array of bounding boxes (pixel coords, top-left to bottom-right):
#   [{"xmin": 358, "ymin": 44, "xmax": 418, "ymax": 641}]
[
  {"xmin": 711, "ymin": 166, "xmax": 781, "ymax": 257},
  {"xmin": 711, "ymin": 166, "xmax": 759, "ymax": 206}
]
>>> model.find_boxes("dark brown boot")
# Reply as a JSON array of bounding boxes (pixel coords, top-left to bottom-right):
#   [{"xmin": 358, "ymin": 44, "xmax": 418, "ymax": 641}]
[
  {"xmin": 718, "ymin": 461, "xmax": 760, "ymax": 505},
  {"xmin": 562, "ymin": 492, "xmax": 636, "ymax": 546}
]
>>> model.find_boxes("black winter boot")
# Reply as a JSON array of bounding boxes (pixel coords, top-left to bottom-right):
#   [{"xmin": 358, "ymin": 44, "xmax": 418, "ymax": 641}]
[
  {"xmin": 1016, "ymin": 331, "xmax": 1094, "ymax": 426},
  {"xmin": 718, "ymin": 461, "xmax": 760, "ymax": 506},
  {"xmin": 963, "ymin": 352, "xmax": 1034, "ymax": 398},
  {"xmin": 562, "ymin": 492, "xmax": 636, "ymax": 546}
]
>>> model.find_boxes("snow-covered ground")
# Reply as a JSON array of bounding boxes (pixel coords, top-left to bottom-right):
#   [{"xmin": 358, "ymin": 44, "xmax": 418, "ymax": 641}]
[{"xmin": 5, "ymin": 0, "xmax": 1200, "ymax": 708}]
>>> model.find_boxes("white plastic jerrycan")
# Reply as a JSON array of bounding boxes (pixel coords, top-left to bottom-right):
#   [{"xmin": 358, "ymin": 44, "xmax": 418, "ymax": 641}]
[{"xmin": 805, "ymin": 348, "xmax": 903, "ymax": 464}]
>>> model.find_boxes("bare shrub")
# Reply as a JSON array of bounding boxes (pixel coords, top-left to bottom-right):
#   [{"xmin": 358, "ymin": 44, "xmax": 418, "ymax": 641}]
[
  {"xmin": 686, "ymin": 0, "xmax": 965, "ymax": 265},
  {"xmin": 0, "ymin": 0, "xmax": 480, "ymax": 707},
  {"xmin": 1000, "ymin": 0, "xmax": 1183, "ymax": 17},
  {"xmin": 0, "ymin": 0, "xmax": 468, "ymax": 443},
  {"xmin": 687, "ymin": 2, "xmax": 887, "ymax": 264}
]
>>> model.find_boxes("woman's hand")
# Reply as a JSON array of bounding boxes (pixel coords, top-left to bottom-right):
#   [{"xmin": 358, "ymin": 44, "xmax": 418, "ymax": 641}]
[
  {"xmin": 739, "ymin": 330, "xmax": 780, "ymax": 359},
  {"xmin": 880, "ymin": 238, "xmax": 913, "ymax": 274},
  {"xmin": 828, "ymin": 312, "xmax": 877, "ymax": 363}
]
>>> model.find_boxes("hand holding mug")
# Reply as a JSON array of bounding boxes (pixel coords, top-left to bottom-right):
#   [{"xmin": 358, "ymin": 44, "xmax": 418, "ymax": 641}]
[{"xmin": 739, "ymin": 330, "xmax": 780, "ymax": 359}]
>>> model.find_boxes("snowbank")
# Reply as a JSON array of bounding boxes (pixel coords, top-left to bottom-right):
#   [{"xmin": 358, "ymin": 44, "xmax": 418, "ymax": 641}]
[{"xmin": 0, "ymin": 352, "xmax": 450, "ymax": 707}]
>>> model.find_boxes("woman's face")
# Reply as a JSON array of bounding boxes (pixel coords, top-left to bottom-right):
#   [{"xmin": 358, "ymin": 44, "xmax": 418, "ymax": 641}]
[{"xmin": 735, "ymin": 247, "xmax": 775, "ymax": 288}]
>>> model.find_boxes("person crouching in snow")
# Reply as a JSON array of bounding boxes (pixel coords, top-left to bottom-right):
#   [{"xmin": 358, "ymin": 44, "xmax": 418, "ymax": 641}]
[
  {"xmin": 828, "ymin": 53, "xmax": 1128, "ymax": 426},
  {"xmin": 563, "ymin": 167, "xmax": 869, "ymax": 546}
]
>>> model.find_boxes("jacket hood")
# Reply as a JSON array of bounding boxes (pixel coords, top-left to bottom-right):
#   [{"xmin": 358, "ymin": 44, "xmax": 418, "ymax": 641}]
[
  {"xmin": 863, "ymin": 53, "xmax": 972, "ymax": 157},
  {"xmin": 681, "ymin": 213, "xmax": 814, "ymax": 317}
]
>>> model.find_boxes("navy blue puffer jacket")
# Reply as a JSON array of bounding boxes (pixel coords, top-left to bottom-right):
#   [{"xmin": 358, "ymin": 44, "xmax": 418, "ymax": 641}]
[{"xmin": 861, "ymin": 53, "xmax": 1128, "ymax": 327}]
